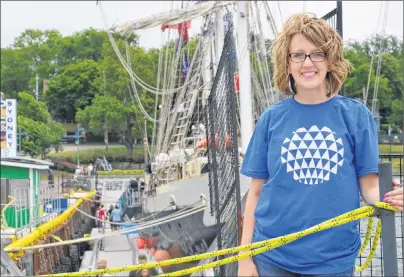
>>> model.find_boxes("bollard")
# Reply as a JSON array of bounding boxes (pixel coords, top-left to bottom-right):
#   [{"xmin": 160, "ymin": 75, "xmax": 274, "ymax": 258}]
[{"xmin": 378, "ymin": 162, "xmax": 399, "ymax": 276}]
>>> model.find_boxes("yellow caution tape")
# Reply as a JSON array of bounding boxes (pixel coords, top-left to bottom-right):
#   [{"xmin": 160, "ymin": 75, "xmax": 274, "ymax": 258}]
[{"xmin": 38, "ymin": 202, "xmax": 397, "ymax": 277}]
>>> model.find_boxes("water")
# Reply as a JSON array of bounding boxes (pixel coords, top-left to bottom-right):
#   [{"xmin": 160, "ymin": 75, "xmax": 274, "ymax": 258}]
[{"xmin": 355, "ymin": 212, "xmax": 403, "ymax": 277}]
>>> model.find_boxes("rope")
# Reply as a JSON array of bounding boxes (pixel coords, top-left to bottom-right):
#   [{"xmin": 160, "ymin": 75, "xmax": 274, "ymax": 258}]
[
  {"xmin": 4, "ymin": 204, "xmax": 207, "ymax": 252},
  {"xmin": 38, "ymin": 202, "xmax": 397, "ymax": 277}
]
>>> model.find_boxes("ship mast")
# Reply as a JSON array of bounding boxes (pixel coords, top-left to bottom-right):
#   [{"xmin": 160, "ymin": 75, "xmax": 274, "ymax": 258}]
[{"xmin": 236, "ymin": 1, "xmax": 254, "ymax": 152}]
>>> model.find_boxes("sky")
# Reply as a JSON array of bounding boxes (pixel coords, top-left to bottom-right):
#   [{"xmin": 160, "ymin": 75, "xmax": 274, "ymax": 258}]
[{"xmin": 1, "ymin": 1, "xmax": 403, "ymax": 50}]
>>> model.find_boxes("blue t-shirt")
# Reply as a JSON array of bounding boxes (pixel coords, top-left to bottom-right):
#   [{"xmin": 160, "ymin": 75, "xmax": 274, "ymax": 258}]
[
  {"xmin": 111, "ymin": 209, "xmax": 121, "ymax": 222},
  {"xmin": 240, "ymin": 95, "xmax": 379, "ymax": 275}
]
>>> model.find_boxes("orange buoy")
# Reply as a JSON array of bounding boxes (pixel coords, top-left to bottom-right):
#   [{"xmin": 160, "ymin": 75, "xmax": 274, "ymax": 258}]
[
  {"xmin": 168, "ymin": 243, "xmax": 183, "ymax": 258},
  {"xmin": 136, "ymin": 238, "xmax": 145, "ymax": 249},
  {"xmin": 145, "ymin": 236, "xmax": 159, "ymax": 248},
  {"xmin": 154, "ymin": 250, "xmax": 172, "ymax": 272}
]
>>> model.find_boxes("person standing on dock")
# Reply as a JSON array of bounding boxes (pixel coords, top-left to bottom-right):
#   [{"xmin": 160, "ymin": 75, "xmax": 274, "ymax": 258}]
[
  {"xmin": 110, "ymin": 205, "xmax": 121, "ymax": 231},
  {"xmin": 98, "ymin": 204, "xmax": 106, "ymax": 233},
  {"xmin": 238, "ymin": 13, "xmax": 403, "ymax": 277}
]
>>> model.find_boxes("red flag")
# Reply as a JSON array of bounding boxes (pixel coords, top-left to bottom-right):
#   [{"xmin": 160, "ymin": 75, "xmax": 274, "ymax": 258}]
[{"xmin": 161, "ymin": 21, "xmax": 191, "ymax": 43}]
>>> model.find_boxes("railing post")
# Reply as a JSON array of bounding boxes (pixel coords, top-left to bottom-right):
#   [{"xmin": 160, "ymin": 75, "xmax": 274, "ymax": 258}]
[{"xmin": 378, "ymin": 162, "xmax": 399, "ymax": 276}]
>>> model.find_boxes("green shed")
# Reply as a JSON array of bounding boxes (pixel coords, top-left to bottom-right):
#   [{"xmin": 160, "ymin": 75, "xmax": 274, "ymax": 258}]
[{"xmin": 0, "ymin": 157, "xmax": 53, "ymax": 228}]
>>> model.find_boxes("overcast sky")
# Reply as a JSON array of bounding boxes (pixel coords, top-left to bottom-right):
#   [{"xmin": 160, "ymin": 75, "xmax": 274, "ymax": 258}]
[{"xmin": 1, "ymin": 1, "xmax": 403, "ymax": 50}]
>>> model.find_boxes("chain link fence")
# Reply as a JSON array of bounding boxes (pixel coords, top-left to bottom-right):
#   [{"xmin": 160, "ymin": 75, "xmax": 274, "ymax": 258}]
[{"xmin": 205, "ymin": 23, "xmax": 242, "ymax": 277}]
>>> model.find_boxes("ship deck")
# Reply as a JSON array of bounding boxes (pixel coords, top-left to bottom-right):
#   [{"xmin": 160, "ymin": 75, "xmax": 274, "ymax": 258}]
[{"xmin": 79, "ymin": 179, "xmax": 160, "ymax": 276}]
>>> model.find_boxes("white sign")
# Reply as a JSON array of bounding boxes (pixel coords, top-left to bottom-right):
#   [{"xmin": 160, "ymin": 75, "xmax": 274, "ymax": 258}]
[{"xmin": 1, "ymin": 99, "xmax": 17, "ymax": 157}]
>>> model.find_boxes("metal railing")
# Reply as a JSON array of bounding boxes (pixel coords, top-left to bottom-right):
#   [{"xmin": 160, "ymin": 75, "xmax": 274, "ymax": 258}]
[{"xmin": 356, "ymin": 154, "xmax": 403, "ymax": 277}]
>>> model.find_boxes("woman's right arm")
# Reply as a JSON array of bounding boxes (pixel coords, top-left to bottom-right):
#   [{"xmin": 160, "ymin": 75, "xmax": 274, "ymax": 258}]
[
  {"xmin": 240, "ymin": 178, "xmax": 265, "ymax": 249},
  {"xmin": 237, "ymin": 178, "xmax": 266, "ymax": 276}
]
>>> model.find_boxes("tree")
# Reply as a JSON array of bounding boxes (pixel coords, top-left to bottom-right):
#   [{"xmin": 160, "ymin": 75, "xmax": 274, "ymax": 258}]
[
  {"xmin": 76, "ymin": 95, "xmax": 126, "ymax": 151},
  {"xmin": 16, "ymin": 92, "xmax": 65, "ymax": 158},
  {"xmin": 45, "ymin": 59, "xmax": 101, "ymax": 122}
]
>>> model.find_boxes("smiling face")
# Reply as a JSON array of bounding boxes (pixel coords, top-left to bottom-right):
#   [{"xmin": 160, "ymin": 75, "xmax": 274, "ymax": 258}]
[{"xmin": 288, "ymin": 33, "xmax": 329, "ymax": 95}]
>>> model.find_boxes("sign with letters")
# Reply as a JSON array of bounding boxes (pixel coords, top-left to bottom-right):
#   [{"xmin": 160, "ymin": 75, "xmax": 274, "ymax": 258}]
[{"xmin": 0, "ymin": 99, "xmax": 17, "ymax": 157}]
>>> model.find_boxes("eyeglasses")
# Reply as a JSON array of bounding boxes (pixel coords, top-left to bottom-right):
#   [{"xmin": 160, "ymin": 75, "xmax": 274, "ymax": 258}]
[{"xmin": 288, "ymin": 52, "xmax": 327, "ymax": 63}]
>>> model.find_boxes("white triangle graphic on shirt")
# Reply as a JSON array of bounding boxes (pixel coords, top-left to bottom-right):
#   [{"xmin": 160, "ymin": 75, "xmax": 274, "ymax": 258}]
[
  {"xmin": 330, "ymin": 153, "xmax": 339, "ymax": 164},
  {"xmin": 299, "ymin": 170, "xmax": 305, "ymax": 179},
  {"xmin": 287, "ymin": 162, "xmax": 293, "ymax": 172},
  {"xmin": 296, "ymin": 150, "xmax": 304, "ymax": 160},
  {"xmin": 287, "ymin": 151, "xmax": 294, "ymax": 161},
  {"xmin": 308, "ymin": 126, "xmax": 320, "ymax": 132},
  {"xmin": 324, "ymin": 172, "xmax": 330, "ymax": 181},
  {"xmin": 319, "ymin": 141, "xmax": 328, "ymax": 149},
  {"xmin": 303, "ymin": 133, "xmax": 314, "ymax": 141},
  {"xmin": 325, "ymin": 133, "xmax": 336, "ymax": 141},
  {"xmin": 323, "ymin": 161, "xmax": 331, "ymax": 172},
  {"xmin": 329, "ymin": 142, "xmax": 338, "ymax": 152},
  {"xmin": 313, "ymin": 150, "xmax": 321, "ymax": 159},
  {"xmin": 321, "ymin": 126, "xmax": 332, "ymax": 133},
  {"xmin": 330, "ymin": 164, "xmax": 338, "ymax": 174},
  {"xmin": 281, "ymin": 146, "xmax": 288, "ymax": 154},
  {"xmin": 314, "ymin": 132, "xmax": 325, "ymax": 140},
  {"xmin": 316, "ymin": 159, "xmax": 323, "ymax": 169},
  {"xmin": 336, "ymin": 138, "xmax": 343, "ymax": 145},
  {"xmin": 289, "ymin": 141, "xmax": 298, "ymax": 150},
  {"xmin": 308, "ymin": 141, "xmax": 317, "ymax": 149},
  {"xmin": 296, "ymin": 127, "xmax": 308, "ymax": 133},
  {"xmin": 338, "ymin": 160, "xmax": 344, "ymax": 166},
  {"xmin": 293, "ymin": 171, "xmax": 299, "ymax": 180},
  {"xmin": 312, "ymin": 170, "xmax": 318, "ymax": 179},
  {"xmin": 304, "ymin": 149, "xmax": 312, "ymax": 158},
  {"xmin": 291, "ymin": 133, "xmax": 302, "ymax": 141},
  {"xmin": 309, "ymin": 159, "xmax": 316, "ymax": 168},
  {"xmin": 318, "ymin": 170, "xmax": 324, "ymax": 180},
  {"xmin": 301, "ymin": 159, "xmax": 309, "ymax": 169},
  {"xmin": 322, "ymin": 150, "xmax": 330, "ymax": 160},
  {"xmin": 294, "ymin": 162, "xmax": 301, "ymax": 170},
  {"xmin": 281, "ymin": 157, "xmax": 287, "ymax": 163},
  {"xmin": 283, "ymin": 137, "xmax": 291, "ymax": 144},
  {"xmin": 298, "ymin": 141, "xmax": 308, "ymax": 149}
]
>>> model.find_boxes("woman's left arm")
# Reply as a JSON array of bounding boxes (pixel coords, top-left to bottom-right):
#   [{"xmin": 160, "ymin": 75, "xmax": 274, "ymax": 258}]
[{"xmin": 360, "ymin": 175, "xmax": 403, "ymax": 211}]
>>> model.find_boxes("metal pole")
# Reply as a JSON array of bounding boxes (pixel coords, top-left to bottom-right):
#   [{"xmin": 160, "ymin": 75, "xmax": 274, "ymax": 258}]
[
  {"xmin": 378, "ymin": 162, "xmax": 399, "ymax": 276},
  {"xmin": 77, "ymin": 123, "xmax": 80, "ymax": 168},
  {"xmin": 336, "ymin": 1, "xmax": 344, "ymax": 96},
  {"xmin": 236, "ymin": 1, "xmax": 254, "ymax": 152},
  {"xmin": 35, "ymin": 74, "xmax": 39, "ymax": 101}
]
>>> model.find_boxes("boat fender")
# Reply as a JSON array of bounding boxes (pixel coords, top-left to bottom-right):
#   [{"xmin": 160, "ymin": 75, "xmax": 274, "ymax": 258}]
[
  {"xmin": 169, "ymin": 194, "xmax": 177, "ymax": 207},
  {"xmin": 199, "ymin": 194, "xmax": 207, "ymax": 204}
]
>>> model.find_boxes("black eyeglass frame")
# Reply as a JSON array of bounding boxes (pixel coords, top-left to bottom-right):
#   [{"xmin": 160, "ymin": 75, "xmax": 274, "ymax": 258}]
[{"xmin": 288, "ymin": 52, "xmax": 327, "ymax": 63}]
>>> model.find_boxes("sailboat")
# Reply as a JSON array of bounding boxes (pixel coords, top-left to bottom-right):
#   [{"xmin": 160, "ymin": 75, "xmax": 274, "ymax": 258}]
[{"xmin": 99, "ymin": 1, "xmax": 340, "ymax": 275}]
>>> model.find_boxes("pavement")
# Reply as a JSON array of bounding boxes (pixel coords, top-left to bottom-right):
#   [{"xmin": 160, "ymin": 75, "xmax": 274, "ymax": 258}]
[{"xmin": 54, "ymin": 143, "xmax": 122, "ymax": 152}]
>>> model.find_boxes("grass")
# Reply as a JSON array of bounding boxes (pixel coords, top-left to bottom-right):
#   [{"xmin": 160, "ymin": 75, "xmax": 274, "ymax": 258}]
[
  {"xmin": 47, "ymin": 145, "xmax": 144, "ymax": 163},
  {"xmin": 378, "ymin": 144, "xmax": 403, "ymax": 154}
]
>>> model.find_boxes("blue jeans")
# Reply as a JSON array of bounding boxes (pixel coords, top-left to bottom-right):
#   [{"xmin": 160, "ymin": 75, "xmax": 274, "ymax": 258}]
[{"xmin": 253, "ymin": 257, "xmax": 354, "ymax": 277}]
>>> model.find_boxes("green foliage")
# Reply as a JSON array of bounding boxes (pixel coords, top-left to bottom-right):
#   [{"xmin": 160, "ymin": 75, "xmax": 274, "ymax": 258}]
[
  {"xmin": 46, "ymin": 146, "xmax": 144, "ymax": 164},
  {"xmin": 16, "ymin": 91, "xmax": 65, "ymax": 158},
  {"xmin": 1, "ymin": 28, "xmax": 403, "ymax": 161},
  {"xmin": 18, "ymin": 115, "xmax": 65, "ymax": 158}
]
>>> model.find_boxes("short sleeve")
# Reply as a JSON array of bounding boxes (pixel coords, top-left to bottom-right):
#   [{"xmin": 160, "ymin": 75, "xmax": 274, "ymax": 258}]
[
  {"xmin": 240, "ymin": 111, "xmax": 270, "ymax": 179},
  {"xmin": 354, "ymin": 110, "xmax": 379, "ymax": 177}
]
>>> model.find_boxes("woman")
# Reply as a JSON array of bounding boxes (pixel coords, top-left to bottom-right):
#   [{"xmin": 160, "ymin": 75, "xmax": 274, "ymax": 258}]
[{"xmin": 238, "ymin": 13, "xmax": 403, "ymax": 277}]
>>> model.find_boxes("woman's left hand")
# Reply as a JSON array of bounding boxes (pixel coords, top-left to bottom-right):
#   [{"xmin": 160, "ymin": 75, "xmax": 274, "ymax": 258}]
[{"xmin": 383, "ymin": 179, "xmax": 403, "ymax": 211}]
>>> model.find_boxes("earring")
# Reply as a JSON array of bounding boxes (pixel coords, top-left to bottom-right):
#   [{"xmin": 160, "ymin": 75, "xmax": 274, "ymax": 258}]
[{"xmin": 288, "ymin": 75, "xmax": 296, "ymax": 95}]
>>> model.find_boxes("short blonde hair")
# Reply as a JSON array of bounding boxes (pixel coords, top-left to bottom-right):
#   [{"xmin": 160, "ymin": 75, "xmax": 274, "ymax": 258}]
[{"xmin": 271, "ymin": 13, "xmax": 352, "ymax": 95}]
